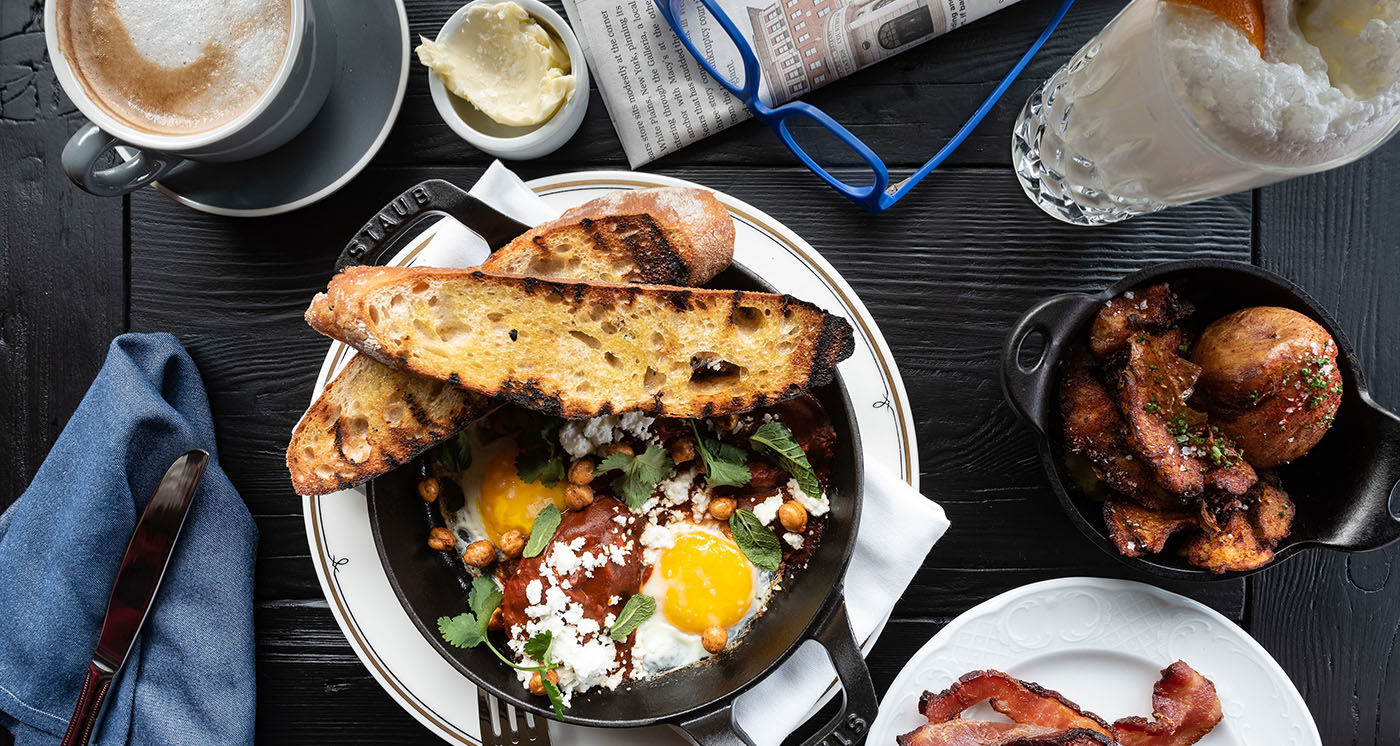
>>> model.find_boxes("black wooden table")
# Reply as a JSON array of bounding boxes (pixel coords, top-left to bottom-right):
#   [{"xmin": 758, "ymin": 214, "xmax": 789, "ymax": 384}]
[{"xmin": 4, "ymin": 1, "xmax": 1398, "ymax": 744}]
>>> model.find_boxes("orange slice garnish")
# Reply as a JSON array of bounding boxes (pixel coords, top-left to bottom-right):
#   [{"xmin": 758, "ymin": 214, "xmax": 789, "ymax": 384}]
[{"xmin": 1170, "ymin": 0, "xmax": 1266, "ymax": 52}]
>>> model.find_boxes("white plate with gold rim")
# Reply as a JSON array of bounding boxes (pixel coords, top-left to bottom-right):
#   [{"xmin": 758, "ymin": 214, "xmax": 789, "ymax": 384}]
[
  {"xmin": 867, "ymin": 577, "xmax": 1320, "ymax": 746},
  {"xmin": 300, "ymin": 170, "xmax": 918, "ymax": 744}
]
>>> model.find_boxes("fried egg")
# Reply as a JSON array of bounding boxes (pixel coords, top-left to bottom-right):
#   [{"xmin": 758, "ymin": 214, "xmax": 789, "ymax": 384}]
[
  {"xmin": 632, "ymin": 520, "xmax": 774, "ymax": 676},
  {"xmin": 451, "ymin": 428, "xmax": 566, "ymax": 546}
]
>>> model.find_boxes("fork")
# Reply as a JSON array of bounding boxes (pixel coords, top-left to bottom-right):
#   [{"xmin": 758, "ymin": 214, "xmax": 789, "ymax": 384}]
[{"xmin": 477, "ymin": 689, "xmax": 551, "ymax": 746}]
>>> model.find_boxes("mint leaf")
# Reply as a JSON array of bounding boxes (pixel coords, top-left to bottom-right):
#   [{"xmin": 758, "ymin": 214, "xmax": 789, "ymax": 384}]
[
  {"xmin": 609, "ymin": 594, "xmax": 656, "ymax": 640},
  {"xmin": 523, "ymin": 630, "xmax": 554, "ymax": 663},
  {"xmin": 540, "ymin": 676, "xmax": 566, "ymax": 719},
  {"xmin": 749, "ymin": 421, "xmax": 821, "ymax": 499},
  {"xmin": 690, "ymin": 421, "xmax": 751, "ymax": 488},
  {"xmin": 729, "ymin": 509, "xmax": 782, "ymax": 572},
  {"xmin": 438, "ymin": 431, "xmax": 472, "ymax": 473},
  {"xmin": 437, "ymin": 612, "xmax": 485, "ymax": 648},
  {"xmin": 594, "ymin": 445, "xmax": 674, "ymax": 509},
  {"xmin": 523, "ymin": 504, "xmax": 562, "ymax": 558}
]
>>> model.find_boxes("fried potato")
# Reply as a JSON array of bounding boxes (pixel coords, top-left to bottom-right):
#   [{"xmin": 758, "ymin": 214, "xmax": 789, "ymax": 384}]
[
  {"xmin": 1192, "ymin": 306, "xmax": 1342, "ymax": 466},
  {"xmin": 1119, "ymin": 331, "xmax": 1210, "ymax": 496},
  {"xmin": 1181, "ymin": 511, "xmax": 1273, "ymax": 573},
  {"xmin": 1103, "ymin": 501, "xmax": 1196, "ymax": 557}
]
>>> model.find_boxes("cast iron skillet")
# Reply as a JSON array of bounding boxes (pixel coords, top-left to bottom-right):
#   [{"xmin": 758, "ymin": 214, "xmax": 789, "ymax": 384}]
[
  {"xmin": 339, "ymin": 180, "xmax": 878, "ymax": 745},
  {"xmin": 1000, "ymin": 259, "xmax": 1400, "ymax": 580}
]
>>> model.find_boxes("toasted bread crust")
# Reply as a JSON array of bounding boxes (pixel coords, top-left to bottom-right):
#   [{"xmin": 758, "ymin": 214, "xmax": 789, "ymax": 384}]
[
  {"xmin": 487, "ymin": 214, "xmax": 692, "ymax": 285},
  {"xmin": 501, "ymin": 187, "xmax": 734, "ymax": 285},
  {"xmin": 305, "ymin": 267, "xmax": 854, "ymax": 419},
  {"xmin": 286, "ymin": 353, "xmax": 492, "ymax": 495}
]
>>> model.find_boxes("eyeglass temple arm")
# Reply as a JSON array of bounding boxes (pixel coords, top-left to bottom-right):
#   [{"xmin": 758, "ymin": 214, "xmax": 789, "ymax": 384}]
[{"xmin": 882, "ymin": 0, "xmax": 1077, "ymax": 208}]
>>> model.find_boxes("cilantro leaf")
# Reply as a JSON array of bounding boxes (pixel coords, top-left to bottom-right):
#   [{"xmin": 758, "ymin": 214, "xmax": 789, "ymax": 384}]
[
  {"xmin": 523, "ymin": 630, "xmax": 554, "ymax": 662},
  {"xmin": 517, "ymin": 446, "xmax": 565, "ymax": 487},
  {"xmin": 729, "ymin": 509, "xmax": 782, "ymax": 572},
  {"xmin": 437, "ymin": 612, "xmax": 485, "ymax": 649},
  {"xmin": 540, "ymin": 676, "xmax": 566, "ymax": 719},
  {"xmin": 438, "ymin": 431, "xmax": 472, "ymax": 473},
  {"xmin": 468, "ymin": 575, "xmax": 503, "ymax": 638},
  {"xmin": 609, "ymin": 594, "xmax": 656, "ymax": 641},
  {"xmin": 522, "ymin": 504, "xmax": 562, "ymax": 558},
  {"xmin": 690, "ymin": 421, "xmax": 751, "ymax": 488},
  {"xmin": 594, "ymin": 445, "xmax": 674, "ymax": 509},
  {"xmin": 749, "ymin": 421, "xmax": 821, "ymax": 499}
]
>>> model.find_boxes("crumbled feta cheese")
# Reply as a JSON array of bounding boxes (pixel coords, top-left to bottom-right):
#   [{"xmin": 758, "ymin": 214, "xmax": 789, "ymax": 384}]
[
  {"xmin": 790, "ymin": 480, "xmax": 830, "ymax": 517},
  {"xmin": 525, "ymin": 579, "xmax": 543, "ymax": 605},
  {"xmin": 618, "ymin": 411, "xmax": 655, "ymax": 440},
  {"xmin": 783, "ymin": 532, "xmax": 805, "ymax": 549},
  {"xmin": 607, "ymin": 595, "xmax": 620, "ymax": 606},
  {"xmin": 659, "ymin": 469, "xmax": 696, "ymax": 506},
  {"xmin": 558, "ymin": 415, "xmax": 620, "ymax": 458},
  {"xmin": 640, "ymin": 522, "xmax": 676, "ymax": 549},
  {"xmin": 753, "ymin": 494, "xmax": 785, "ymax": 525}
]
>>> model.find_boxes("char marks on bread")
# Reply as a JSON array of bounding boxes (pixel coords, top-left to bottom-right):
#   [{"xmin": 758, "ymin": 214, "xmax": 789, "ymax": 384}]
[
  {"xmin": 287, "ymin": 187, "xmax": 737, "ymax": 495},
  {"xmin": 304, "ymin": 267, "xmax": 854, "ymax": 420}
]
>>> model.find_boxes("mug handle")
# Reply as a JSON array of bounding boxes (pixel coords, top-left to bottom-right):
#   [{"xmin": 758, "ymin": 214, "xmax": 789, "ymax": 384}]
[
  {"xmin": 62, "ymin": 123, "xmax": 184, "ymax": 197},
  {"xmin": 676, "ymin": 600, "xmax": 877, "ymax": 746},
  {"xmin": 999, "ymin": 292, "xmax": 1100, "ymax": 437}
]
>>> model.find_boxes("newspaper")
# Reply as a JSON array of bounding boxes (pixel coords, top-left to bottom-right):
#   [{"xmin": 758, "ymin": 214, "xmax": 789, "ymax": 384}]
[{"xmin": 560, "ymin": 0, "xmax": 1027, "ymax": 166}]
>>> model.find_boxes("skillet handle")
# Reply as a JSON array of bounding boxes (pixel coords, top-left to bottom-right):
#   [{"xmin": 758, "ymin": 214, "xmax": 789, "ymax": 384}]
[
  {"xmin": 675, "ymin": 601, "xmax": 876, "ymax": 746},
  {"xmin": 1335, "ymin": 393, "xmax": 1400, "ymax": 551},
  {"xmin": 334, "ymin": 179, "xmax": 531, "ymax": 271},
  {"xmin": 1000, "ymin": 292, "xmax": 1099, "ymax": 437}
]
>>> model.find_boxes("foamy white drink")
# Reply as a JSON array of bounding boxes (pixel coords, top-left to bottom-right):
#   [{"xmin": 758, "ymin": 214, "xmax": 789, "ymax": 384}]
[{"xmin": 1012, "ymin": 0, "xmax": 1400, "ymax": 225}]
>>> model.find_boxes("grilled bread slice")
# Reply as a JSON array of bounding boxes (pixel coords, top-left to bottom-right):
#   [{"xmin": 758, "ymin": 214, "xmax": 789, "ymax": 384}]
[
  {"xmin": 492, "ymin": 187, "xmax": 733, "ymax": 285},
  {"xmin": 287, "ymin": 191, "xmax": 735, "ymax": 495},
  {"xmin": 286, "ymin": 354, "xmax": 492, "ymax": 495},
  {"xmin": 305, "ymin": 267, "xmax": 854, "ymax": 419}
]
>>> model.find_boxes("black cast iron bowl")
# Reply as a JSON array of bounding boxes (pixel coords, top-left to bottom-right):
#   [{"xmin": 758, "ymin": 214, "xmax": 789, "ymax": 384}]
[
  {"xmin": 341, "ymin": 180, "xmax": 877, "ymax": 745},
  {"xmin": 1000, "ymin": 259, "xmax": 1400, "ymax": 581}
]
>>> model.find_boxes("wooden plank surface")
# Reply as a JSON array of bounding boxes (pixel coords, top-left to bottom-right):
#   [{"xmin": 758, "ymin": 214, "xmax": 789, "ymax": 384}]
[
  {"xmin": 5, "ymin": 0, "xmax": 1399, "ymax": 744},
  {"xmin": 0, "ymin": 1, "xmax": 125, "ymax": 505}
]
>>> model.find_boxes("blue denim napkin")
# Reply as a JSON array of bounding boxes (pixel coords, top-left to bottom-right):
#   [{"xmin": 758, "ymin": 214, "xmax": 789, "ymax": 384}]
[{"xmin": 0, "ymin": 334, "xmax": 257, "ymax": 745}]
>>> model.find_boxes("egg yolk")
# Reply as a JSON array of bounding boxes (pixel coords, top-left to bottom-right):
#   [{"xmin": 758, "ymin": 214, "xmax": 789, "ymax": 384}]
[
  {"xmin": 479, "ymin": 443, "xmax": 567, "ymax": 545},
  {"xmin": 656, "ymin": 530, "xmax": 755, "ymax": 635}
]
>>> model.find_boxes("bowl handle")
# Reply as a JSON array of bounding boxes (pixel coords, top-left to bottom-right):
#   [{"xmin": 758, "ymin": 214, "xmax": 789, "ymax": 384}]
[
  {"xmin": 334, "ymin": 179, "xmax": 531, "ymax": 271},
  {"xmin": 675, "ymin": 600, "xmax": 877, "ymax": 746},
  {"xmin": 1332, "ymin": 394, "xmax": 1400, "ymax": 551},
  {"xmin": 1000, "ymin": 292, "xmax": 1098, "ymax": 437}
]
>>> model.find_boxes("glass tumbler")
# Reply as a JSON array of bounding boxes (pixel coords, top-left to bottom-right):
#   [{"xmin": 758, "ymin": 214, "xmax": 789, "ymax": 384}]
[{"xmin": 1011, "ymin": 0, "xmax": 1400, "ymax": 225}]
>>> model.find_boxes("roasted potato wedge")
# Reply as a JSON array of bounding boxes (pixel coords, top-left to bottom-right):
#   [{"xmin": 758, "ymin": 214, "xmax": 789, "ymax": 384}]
[
  {"xmin": 1103, "ymin": 500, "xmax": 1196, "ymax": 557},
  {"xmin": 1089, "ymin": 283, "xmax": 1194, "ymax": 358},
  {"xmin": 1181, "ymin": 511, "xmax": 1273, "ymax": 573}
]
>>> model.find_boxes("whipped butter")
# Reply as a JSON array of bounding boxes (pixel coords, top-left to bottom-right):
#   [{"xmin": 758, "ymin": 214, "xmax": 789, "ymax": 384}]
[{"xmin": 417, "ymin": 2, "xmax": 576, "ymax": 127}]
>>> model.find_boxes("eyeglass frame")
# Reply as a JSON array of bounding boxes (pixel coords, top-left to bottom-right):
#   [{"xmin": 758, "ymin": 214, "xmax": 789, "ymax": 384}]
[{"xmin": 654, "ymin": 0, "xmax": 1076, "ymax": 213}]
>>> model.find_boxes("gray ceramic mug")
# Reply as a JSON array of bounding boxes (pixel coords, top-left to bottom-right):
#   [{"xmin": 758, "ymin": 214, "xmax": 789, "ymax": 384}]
[{"xmin": 46, "ymin": 0, "xmax": 337, "ymax": 197}]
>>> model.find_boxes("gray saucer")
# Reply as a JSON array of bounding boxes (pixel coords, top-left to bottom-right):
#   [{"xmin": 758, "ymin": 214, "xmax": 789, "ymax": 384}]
[{"xmin": 146, "ymin": 0, "xmax": 409, "ymax": 216}]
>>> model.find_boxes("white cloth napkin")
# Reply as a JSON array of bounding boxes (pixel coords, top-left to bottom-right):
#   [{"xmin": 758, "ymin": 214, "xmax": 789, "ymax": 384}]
[{"xmin": 399, "ymin": 163, "xmax": 950, "ymax": 746}]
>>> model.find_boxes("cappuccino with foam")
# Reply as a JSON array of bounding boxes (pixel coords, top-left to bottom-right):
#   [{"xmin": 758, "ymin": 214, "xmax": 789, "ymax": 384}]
[{"xmin": 55, "ymin": 0, "xmax": 293, "ymax": 135}]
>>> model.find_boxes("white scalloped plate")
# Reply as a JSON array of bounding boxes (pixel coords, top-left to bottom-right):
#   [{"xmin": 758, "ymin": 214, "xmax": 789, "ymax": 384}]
[
  {"xmin": 867, "ymin": 577, "xmax": 1320, "ymax": 746},
  {"xmin": 302, "ymin": 171, "xmax": 918, "ymax": 744}
]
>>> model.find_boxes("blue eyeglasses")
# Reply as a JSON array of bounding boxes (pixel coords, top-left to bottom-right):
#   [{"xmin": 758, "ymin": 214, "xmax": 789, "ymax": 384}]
[{"xmin": 655, "ymin": 0, "xmax": 1075, "ymax": 213}]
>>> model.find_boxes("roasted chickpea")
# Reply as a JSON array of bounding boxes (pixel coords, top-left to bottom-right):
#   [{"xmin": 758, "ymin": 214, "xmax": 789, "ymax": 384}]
[
  {"xmin": 669, "ymin": 437, "xmax": 697, "ymax": 464},
  {"xmin": 462, "ymin": 539, "xmax": 497, "ymax": 567},
  {"xmin": 603, "ymin": 442, "xmax": 635, "ymax": 458},
  {"xmin": 529, "ymin": 669, "xmax": 559, "ymax": 696},
  {"xmin": 488, "ymin": 607, "xmax": 504, "ymax": 630},
  {"xmin": 708, "ymin": 497, "xmax": 736, "ymax": 521},
  {"xmin": 568, "ymin": 458, "xmax": 596, "ymax": 485},
  {"xmin": 713, "ymin": 414, "xmax": 739, "ymax": 432},
  {"xmin": 565, "ymin": 483, "xmax": 595, "ymax": 510},
  {"xmin": 778, "ymin": 501, "xmax": 808, "ymax": 533},
  {"xmin": 701, "ymin": 625, "xmax": 728, "ymax": 653},
  {"xmin": 427, "ymin": 526, "xmax": 456, "ymax": 551},
  {"xmin": 498, "ymin": 529, "xmax": 526, "ymax": 558},
  {"xmin": 417, "ymin": 476, "xmax": 441, "ymax": 502}
]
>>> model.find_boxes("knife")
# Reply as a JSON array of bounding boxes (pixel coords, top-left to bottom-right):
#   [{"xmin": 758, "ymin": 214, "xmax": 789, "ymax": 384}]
[{"xmin": 58, "ymin": 450, "xmax": 209, "ymax": 746}]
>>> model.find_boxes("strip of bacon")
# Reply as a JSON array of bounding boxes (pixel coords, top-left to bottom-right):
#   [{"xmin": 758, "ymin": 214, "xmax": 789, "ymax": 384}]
[
  {"xmin": 1113, "ymin": 661, "xmax": 1223, "ymax": 746},
  {"xmin": 897, "ymin": 720, "xmax": 1115, "ymax": 746},
  {"xmin": 919, "ymin": 670, "xmax": 1116, "ymax": 740}
]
